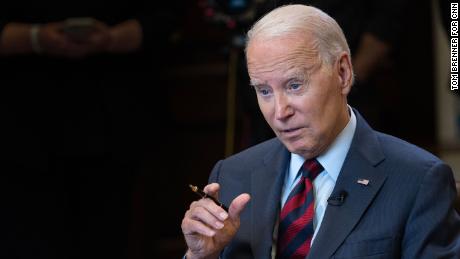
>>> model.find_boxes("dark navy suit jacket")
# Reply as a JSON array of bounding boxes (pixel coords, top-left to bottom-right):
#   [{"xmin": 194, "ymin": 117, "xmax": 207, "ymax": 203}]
[{"xmin": 209, "ymin": 111, "xmax": 460, "ymax": 258}]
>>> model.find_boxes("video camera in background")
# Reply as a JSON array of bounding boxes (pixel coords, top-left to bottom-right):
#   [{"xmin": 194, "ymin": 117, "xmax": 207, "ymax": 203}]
[
  {"xmin": 198, "ymin": 0, "xmax": 268, "ymax": 30},
  {"xmin": 197, "ymin": 0, "xmax": 270, "ymax": 48}
]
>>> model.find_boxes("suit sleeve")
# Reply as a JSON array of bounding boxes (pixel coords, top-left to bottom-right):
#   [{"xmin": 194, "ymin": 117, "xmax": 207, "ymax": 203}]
[{"xmin": 402, "ymin": 161, "xmax": 460, "ymax": 258}]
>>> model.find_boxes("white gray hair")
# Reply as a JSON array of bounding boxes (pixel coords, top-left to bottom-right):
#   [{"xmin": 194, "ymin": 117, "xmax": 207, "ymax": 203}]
[{"xmin": 246, "ymin": 5, "xmax": 351, "ymax": 66}]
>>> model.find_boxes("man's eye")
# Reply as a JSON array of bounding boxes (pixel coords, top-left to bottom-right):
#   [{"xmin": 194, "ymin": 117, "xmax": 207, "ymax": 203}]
[
  {"xmin": 257, "ymin": 88, "xmax": 272, "ymax": 96},
  {"xmin": 288, "ymin": 83, "xmax": 301, "ymax": 90}
]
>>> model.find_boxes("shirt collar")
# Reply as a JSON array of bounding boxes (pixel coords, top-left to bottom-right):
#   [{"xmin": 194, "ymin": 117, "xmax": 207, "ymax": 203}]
[{"xmin": 289, "ymin": 107, "xmax": 357, "ymax": 181}]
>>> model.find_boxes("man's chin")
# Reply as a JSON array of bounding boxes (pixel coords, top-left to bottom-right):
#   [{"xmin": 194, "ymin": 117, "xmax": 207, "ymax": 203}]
[
  {"xmin": 281, "ymin": 140, "xmax": 317, "ymax": 158},
  {"xmin": 282, "ymin": 140, "xmax": 306, "ymax": 154}
]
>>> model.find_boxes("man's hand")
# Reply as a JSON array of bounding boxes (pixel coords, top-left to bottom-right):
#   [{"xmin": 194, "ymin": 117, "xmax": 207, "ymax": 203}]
[
  {"xmin": 181, "ymin": 183, "xmax": 251, "ymax": 259},
  {"xmin": 37, "ymin": 22, "xmax": 88, "ymax": 58},
  {"xmin": 37, "ymin": 19, "xmax": 111, "ymax": 59},
  {"xmin": 71, "ymin": 20, "xmax": 112, "ymax": 55}
]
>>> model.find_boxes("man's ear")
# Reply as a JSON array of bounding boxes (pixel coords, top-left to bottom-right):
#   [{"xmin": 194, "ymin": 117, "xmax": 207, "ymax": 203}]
[{"xmin": 336, "ymin": 52, "xmax": 353, "ymax": 95}]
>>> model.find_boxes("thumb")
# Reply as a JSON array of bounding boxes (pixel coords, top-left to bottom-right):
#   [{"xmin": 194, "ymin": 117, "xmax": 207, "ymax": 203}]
[{"xmin": 228, "ymin": 193, "xmax": 251, "ymax": 220}]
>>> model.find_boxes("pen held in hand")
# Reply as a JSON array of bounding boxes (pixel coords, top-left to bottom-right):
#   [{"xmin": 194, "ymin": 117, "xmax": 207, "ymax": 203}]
[{"xmin": 189, "ymin": 184, "xmax": 229, "ymax": 212}]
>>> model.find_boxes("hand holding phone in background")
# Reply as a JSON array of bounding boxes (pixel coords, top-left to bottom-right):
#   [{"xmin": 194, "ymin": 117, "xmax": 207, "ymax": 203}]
[
  {"xmin": 62, "ymin": 17, "xmax": 113, "ymax": 54},
  {"xmin": 0, "ymin": 12, "xmax": 143, "ymax": 58},
  {"xmin": 30, "ymin": 17, "xmax": 113, "ymax": 58},
  {"xmin": 62, "ymin": 18, "xmax": 98, "ymax": 43}
]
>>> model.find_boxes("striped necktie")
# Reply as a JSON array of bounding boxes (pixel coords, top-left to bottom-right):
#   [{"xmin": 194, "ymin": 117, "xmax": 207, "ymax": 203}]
[{"xmin": 276, "ymin": 158, "xmax": 323, "ymax": 259}]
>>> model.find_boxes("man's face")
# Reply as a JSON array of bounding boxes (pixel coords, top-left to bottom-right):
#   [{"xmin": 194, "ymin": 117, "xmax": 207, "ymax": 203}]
[{"xmin": 246, "ymin": 35, "xmax": 350, "ymax": 159}]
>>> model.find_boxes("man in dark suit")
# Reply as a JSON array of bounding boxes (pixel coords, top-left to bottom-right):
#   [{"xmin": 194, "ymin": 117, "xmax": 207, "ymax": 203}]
[{"xmin": 181, "ymin": 5, "xmax": 460, "ymax": 258}]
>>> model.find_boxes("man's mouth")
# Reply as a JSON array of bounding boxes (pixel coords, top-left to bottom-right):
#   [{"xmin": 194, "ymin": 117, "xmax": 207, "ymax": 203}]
[{"xmin": 279, "ymin": 127, "xmax": 303, "ymax": 137}]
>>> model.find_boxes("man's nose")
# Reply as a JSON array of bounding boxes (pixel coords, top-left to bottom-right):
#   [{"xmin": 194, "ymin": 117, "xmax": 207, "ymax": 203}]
[{"xmin": 274, "ymin": 93, "xmax": 293, "ymax": 120}]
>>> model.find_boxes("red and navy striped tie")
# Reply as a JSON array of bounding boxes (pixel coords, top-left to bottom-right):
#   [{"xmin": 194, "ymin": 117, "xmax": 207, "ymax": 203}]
[{"xmin": 276, "ymin": 159, "xmax": 323, "ymax": 259}]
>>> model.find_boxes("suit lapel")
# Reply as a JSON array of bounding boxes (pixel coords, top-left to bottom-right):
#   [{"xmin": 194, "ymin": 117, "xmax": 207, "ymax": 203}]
[
  {"xmin": 308, "ymin": 111, "xmax": 387, "ymax": 258},
  {"xmin": 251, "ymin": 140, "xmax": 289, "ymax": 258}
]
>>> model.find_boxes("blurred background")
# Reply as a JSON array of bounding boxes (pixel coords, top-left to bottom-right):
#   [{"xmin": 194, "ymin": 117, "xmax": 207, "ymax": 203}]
[{"xmin": 0, "ymin": 0, "xmax": 458, "ymax": 258}]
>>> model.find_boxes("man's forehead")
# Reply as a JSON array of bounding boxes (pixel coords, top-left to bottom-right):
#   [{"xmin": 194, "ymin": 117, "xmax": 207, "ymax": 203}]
[
  {"xmin": 247, "ymin": 38, "xmax": 320, "ymax": 77},
  {"xmin": 247, "ymin": 50, "xmax": 317, "ymax": 83},
  {"xmin": 249, "ymin": 67, "xmax": 307, "ymax": 86}
]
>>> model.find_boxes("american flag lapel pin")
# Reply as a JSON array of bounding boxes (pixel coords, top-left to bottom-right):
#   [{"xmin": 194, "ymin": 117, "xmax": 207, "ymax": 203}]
[{"xmin": 357, "ymin": 178, "xmax": 370, "ymax": 186}]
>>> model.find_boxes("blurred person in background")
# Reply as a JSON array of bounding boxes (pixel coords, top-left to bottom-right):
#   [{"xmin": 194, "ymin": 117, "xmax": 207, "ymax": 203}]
[{"xmin": 0, "ymin": 2, "xmax": 178, "ymax": 258}]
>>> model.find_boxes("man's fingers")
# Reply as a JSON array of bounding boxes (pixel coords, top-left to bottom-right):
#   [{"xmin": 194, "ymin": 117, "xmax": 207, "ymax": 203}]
[
  {"xmin": 182, "ymin": 216, "xmax": 216, "ymax": 237},
  {"xmin": 203, "ymin": 183, "xmax": 220, "ymax": 200},
  {"xmin": 189, "ymin": 205, "xmax": 225, "ymax": 230},
  {"xmin": 228, "ymin": 193, "xmax": 251, "ymax": 220}
]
